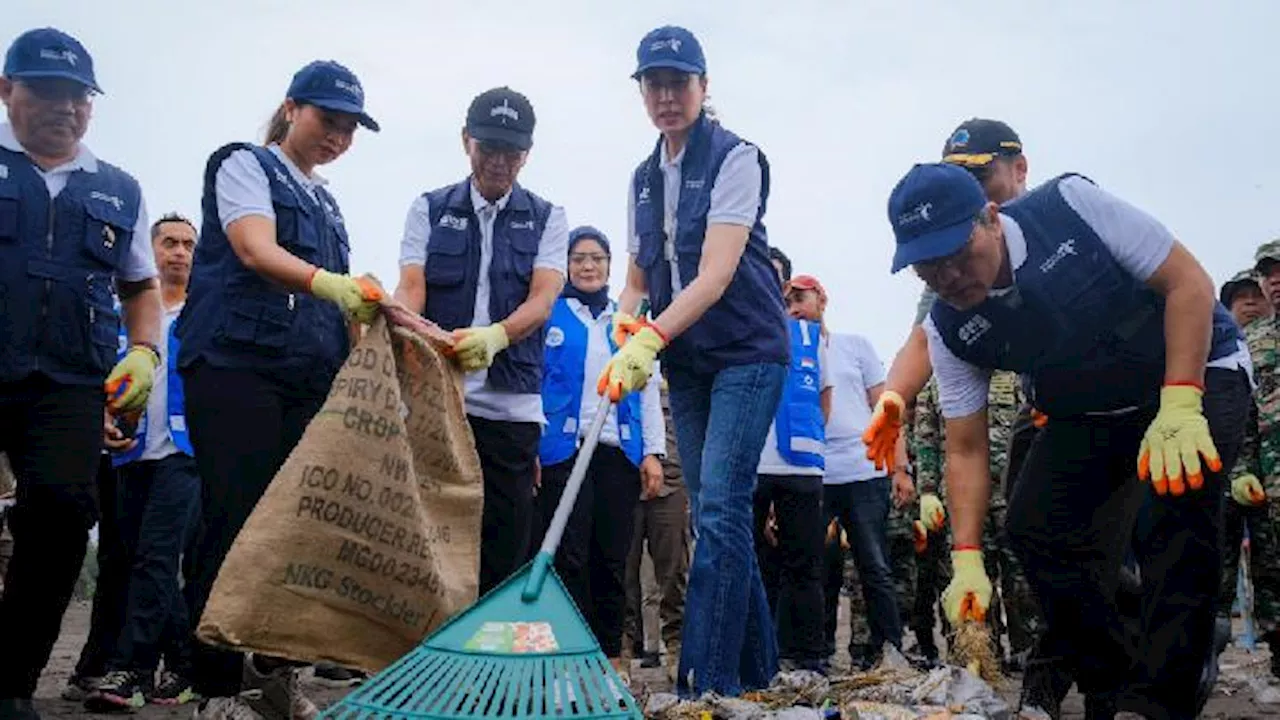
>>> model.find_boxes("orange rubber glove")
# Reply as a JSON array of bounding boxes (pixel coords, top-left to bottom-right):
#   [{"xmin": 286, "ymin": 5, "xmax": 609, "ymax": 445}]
[
  {"xmin": 941, "ymin": 548, "xmax": 993, "ymax": 625},
  {"xmin": 862, "ymin": 390, "xmax": 905, "ymax": 472}
]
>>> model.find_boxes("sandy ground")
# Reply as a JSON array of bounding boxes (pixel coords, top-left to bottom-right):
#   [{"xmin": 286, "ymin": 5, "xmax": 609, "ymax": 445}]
[{"xmin": 29, "ymin": 599, "xmax": 1280, "ymax": 718}]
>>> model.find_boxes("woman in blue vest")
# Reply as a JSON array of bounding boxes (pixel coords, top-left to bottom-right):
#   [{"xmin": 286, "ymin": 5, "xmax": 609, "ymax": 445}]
[
  {"xmin": 534, "ymin": 225, "xmax": 666, "ymax": 684},
  {"xmin": 173, "ymin": 60, "xmax": 382, "ymax": 720},
  {"xmin": 600, "ymin": 26, "xmax": 790, "ymax": 698}
]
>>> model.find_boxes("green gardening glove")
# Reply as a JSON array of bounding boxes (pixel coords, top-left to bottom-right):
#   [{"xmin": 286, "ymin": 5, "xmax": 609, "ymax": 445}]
[
  {"xmin": 309, "ymin": 269, "xmax": 383, "ymax": 324},
  {"xmin": 105, "ymin": 345, "xmax": 160, "ymax": 414}
]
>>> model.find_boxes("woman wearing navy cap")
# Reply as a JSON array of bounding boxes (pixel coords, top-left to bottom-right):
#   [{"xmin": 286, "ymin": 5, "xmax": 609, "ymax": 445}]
[
  {"xmin": 533, "ymin": 226, "xmax": 666, "ymax": 685},
  {"xmin": 600, "ymin": 26, "xmax": 790, "ymax": 697},
  {"xmin": 174, "ymin": 60, "xmax": 382, "ymax": 720}
]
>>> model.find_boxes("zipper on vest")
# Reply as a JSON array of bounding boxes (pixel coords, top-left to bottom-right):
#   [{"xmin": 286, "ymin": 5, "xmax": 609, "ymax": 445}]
[
  {"xmin": 37, "ymin": 201, "xmax": 55, "ymax": 369},
  {"xmin": 288, "ymin": 293, "xmax": 295, "ymax": 310}
]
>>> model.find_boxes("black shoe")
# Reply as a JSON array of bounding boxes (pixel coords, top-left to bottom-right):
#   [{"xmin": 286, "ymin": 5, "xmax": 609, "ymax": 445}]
[
  {"xmin": 639, "ymin": 651, "xmax": 661, "ymax": 669},
  {"xmin": 85, "ymin": 670, "xmax": 150, "ymax": 713},
  {"xmin": 312, "ymin": 663, "xmax": 367, "ymax": 688},
  {"xmin": 0, "ymin": 698, "xmax": 40, "ymax": 720},
  {"xmin": 1083, "ymin": 693, "xmax": 1117, "ymax": 720},
  {"xmin": 1019, "ymin": 656, "xmax": 1071, "ymax": 720}
]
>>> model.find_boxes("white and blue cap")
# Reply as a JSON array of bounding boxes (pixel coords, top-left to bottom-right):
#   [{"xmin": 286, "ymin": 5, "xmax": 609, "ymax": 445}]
[
  {"xmin": 632, "ymin": 26, "xmax": 706, "ymax": 79},
  {"xmin": 4, "ymin": 27, "xmax": 101, "ymax": 93},
  {"xmin": 286, "ymin": 60, "xmax": 380, "ymax": 132},
  {"xmin": 887, "ymin": 163, "xmax": 988, "ymax": 273}
]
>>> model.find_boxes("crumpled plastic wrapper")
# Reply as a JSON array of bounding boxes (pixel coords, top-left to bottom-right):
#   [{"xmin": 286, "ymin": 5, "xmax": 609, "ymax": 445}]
[{"xmin": 640, "ymin": 644, "xmax": 1013, "ymax": 719}]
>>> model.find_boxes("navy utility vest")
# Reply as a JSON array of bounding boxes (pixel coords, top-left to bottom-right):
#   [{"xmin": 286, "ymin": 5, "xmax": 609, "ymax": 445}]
[
  {"xmin": 632, "ymin": 113, "xmax": 789, "ymax": 375},
  {"xmin": 931, "ymin": 174, "xmax": 1242, "ymax": 418},
  {"xmin": 176, "ymin": 144, "xmax": 351, "ymax": 380},
  {"xmin": 773, "ymin": 318, "xmax": 825, "ymax": 469},
  {"xmin": 112, "ymin": 308, "xmax": 192, "ymax": 466},
  {"xmin": 422, "ymin": 180, "xmax": 553, "ymax": 395},
  {"xmin": 540, "ymin": 298, "xmax": 645, "ymax": 467},
  {"xmin": 0, "ymin": 146, "xmax": 142, "ymax": 385}
]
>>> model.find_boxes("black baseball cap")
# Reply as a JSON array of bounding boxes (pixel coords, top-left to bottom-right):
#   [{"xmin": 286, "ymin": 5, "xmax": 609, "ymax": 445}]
[
  {"xmin": 465, "ymin": 87, "xmax": 535, "ymax": 151},
  {"xmin": 941, "ymin": 118, "xmax": 1023, "ymax": 168}
]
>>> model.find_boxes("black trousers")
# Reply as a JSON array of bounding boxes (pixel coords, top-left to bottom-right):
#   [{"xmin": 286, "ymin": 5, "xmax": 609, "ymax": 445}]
[
  {"xmin": 76, "ymin": 458, "xmax": 126, "ymax": 681},
  {"xmin": 469, "ymin": 415, "xmax": 541, "ymax": 597},
  {"xmin": 181, "ymin": 363, "xmax": 329, "ymax": 698},
  {"xmin": 1006, "ymin": 367, "xmax": 1249, "ymax": 719},
  {"xmin": 534, "ymin": 444, "xmax": 640, "ymax": 657},
  {"xmin": 752, "ymin": 474, "xmax": 825, "ymax": 662},
  {"xmin": 0, "ymin": 374, "xmax": 104, "ymax": 699}
]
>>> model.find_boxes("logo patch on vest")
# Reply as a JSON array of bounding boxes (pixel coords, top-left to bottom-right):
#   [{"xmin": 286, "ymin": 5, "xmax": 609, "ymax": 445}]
[
  {"xmin": 1039, "ymin": 239, "xmax": 1078, "ymax": 274},
  {"xmin": 90, "ymin": 191, "xmax": 124, "ymax": 212},
  {"xmin": 637, "ymin": 185, "xmax": 651, "ymax": 206},
  {"xmin": 438, "ymin": 215, "xmax": 469, "ymax": 231},
  {"xmin": 958, "ymin": 314, "xmax": 992, "ymax": 345},
  {"xmin": 510, "ymin": 219, "xmax": 534, "ymax": 230},
  {"xmin": 0, "ymin": 163, "xmax": 8, "ymax": 179},
  {"xmin": 684, "ymin": 178, "xmax": 705, "ymax": 190},
  {"xmin": 545, "ymin": 326, "xmax": 565, "ymax": 348}
]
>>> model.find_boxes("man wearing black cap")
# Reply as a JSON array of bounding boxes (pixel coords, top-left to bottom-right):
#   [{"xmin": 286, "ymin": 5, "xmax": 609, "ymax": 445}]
[
  {"xmin": 395, "ymin": 86, "xmax": 568, "ymax": 595},
  {"xmin": 884, "ymin": 161, "xmax": 1250, "ymax": 719},
  {"xmin": 0, "ymin": 28, "xmax": 163, "ymax": 720}
]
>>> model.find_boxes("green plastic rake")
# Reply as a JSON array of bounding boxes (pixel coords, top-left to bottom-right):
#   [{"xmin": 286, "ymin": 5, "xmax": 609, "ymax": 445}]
[{"xmin": 321, "ymin": 395, "xmax": 642, "ymax": 719}]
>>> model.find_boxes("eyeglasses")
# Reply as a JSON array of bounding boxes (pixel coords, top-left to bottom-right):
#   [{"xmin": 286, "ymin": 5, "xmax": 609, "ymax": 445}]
[
  {"xmin": 569, "ymin": 252, "xmax": 609, "ymax": 266},
  {"xmin": 640, "ymin": 71, "xmax": 694, "ymax": 96},
  {"xmin": 476, "ymin": 142, "xmax": 524, "ymax": 164},
  {"xmin": 17, "ymin": 78, "xmax": 91, "ymax": 105},
  {"xmin": 914, "ymin": 237, "xmax": 977, "ymax": 283}
]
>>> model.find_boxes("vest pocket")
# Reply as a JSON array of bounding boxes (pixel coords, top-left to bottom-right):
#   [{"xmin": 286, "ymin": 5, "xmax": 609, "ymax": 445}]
[
  {"xmin": 81, "ymin": 201, "xmax": 133, "ymax": 269},
  {"xmin": 506, "ymin": 231, "xmax": 538, "ymax": 282},
  {"xmin": 425, "ymin": 230, "xmax": 468, "ymax": 287},
  {"xmin": 214, "ymin": 293, "xmax": 296, "ymax": 355},
  {"xmin": 0, "ymin": 189, "xmax": 18, "ymax": 241}
]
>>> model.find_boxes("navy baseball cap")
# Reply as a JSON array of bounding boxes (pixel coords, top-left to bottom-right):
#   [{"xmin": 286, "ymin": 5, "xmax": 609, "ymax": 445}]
[
  {"xmin": 887, "ymin": 163, "xmax": 989, "ymax": 273},
  {"xmin": 286, "ymin": 60, "xmax": 379, "ymax": 132},
  {"xmin": 632, "ymin": 26, "xmax": 706, "ymax": 79},
  {"xmin": 942, "ymin": 118, "xmax": 1022, "ymax": 168},
  {"xmin": 466, "ymin": 87, "xmax": 536, "ymax": 151},
  {"xmin": 4, "ymin": 28, "xmax": 101, "ymax": 93}
]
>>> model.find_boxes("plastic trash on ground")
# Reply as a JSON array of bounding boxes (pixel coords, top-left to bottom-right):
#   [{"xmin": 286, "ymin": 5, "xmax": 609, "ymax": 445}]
[{"xmin": 640, "ymin": 644, "xmax": 1015, "ymax": 719}]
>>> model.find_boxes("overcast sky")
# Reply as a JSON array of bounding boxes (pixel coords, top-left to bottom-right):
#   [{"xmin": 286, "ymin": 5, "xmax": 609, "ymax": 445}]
[{"xmin": 8, "ymin": 0, "xmax": 1279, "ymax": 361}]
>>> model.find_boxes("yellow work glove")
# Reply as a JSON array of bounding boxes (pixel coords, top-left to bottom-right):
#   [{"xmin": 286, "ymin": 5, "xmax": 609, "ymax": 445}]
[
  {"xmin": 941, "ymin": 548, "xmax": 993, "ymax": 625},
  {"xmin": 1232, "ymin": 473, "xmax": 1266, "ymax": 507},
  {"xmin": 450, "ymin": 324, "xmax": 510, "ymax": 372},
  {"xmin": 309, "ymin": 269, "xmax": 383, "ymax": 323},
  {"xmin": 920, "ymin": 493, "xmax": 947, "ymax": 532},
  {"xmin": 598, "ymin": 325, "xmax": 666, "ymax": 402},
  {"xmin": 1137, "ymin": 385, "xmax": 1222, "ymax": 496},
  {"xmin": 862, "ymin": 390, "xmax": 905, "ymax": 472},
  {"xmin": 611, "ymin": 311, "xmax": 640, "ymax": 348},
  {"xmin": 105, "ymin": 344, "xmax": 160, "ymax": 414}
]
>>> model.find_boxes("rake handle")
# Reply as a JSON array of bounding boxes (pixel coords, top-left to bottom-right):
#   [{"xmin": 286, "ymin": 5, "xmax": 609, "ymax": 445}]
[{"xmin": 522, "ymin": 394, "xmax": 613, "ymax": 602}]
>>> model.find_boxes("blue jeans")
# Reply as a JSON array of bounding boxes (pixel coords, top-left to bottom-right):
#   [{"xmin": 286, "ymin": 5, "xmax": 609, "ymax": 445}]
[
  {"xmin": 667, "ymin": 361, "xmax": 785, "ymax": 698},
  {"xmin": 823, "ymin": 478, "xmax": 903, "ymax": 656}
]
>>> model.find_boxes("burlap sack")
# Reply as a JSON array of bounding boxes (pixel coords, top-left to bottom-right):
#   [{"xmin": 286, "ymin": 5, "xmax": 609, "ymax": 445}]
[{"xmin": 197, "ymin": 313, "xmax": 484, "ymax": 672}]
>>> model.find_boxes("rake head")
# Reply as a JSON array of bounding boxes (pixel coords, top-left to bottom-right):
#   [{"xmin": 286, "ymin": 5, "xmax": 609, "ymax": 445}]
[{"xmin": 320, "ymin": 555, "xmax": 643, "ymax": 719}]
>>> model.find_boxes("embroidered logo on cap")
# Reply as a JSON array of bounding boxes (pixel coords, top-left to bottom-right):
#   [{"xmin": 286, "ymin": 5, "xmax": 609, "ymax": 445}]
[
  {"xmin": 335, "ymin": 79, "xmax": 363, "ymax": 100},
  {"xmin": 650, "ymin": 38, "xmax": 682, "ymax": 53},
  {"xmin": 39, "ymin": 48, "xmax": 78, "ymax": 66},
  {"xmin": 490, "ymin": 99, "xmax": 519, "ymax": 123}
]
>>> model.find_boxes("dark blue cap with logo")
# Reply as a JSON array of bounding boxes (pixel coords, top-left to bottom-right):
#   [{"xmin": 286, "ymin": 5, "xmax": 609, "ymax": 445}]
[
  {"xmin": 4, "ymin": 27, "xmax": 101, "ymax": 93},
  {"xmin": 632, "ymin": 26, "xmax": 706, "ymax": 79},
  {"xmin": 466, "ymin": 87, "xmax": 536, "ymax": 151},
  {"xmin": 286, "ymin": 60, "xmax": 379, "ymax": 132},
  {"xmin": 887, "ymin": 163, "xmax": 988, "ymax": 273}
]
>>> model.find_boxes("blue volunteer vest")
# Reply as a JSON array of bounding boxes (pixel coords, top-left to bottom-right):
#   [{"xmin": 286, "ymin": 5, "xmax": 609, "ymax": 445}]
[
  {"xmin": 421, "ymin": 180, "xmax": 553, "ymax": 394},
  {"xmin": 931, "ymin": 174, "xmax": 1243, "ymax": 418},
  {"xmin": 773, "ymin": 319, "xmax": 825, "ymax": 469},
  {"xmin": 111, "ymin": 307, "xmax": 192, "ymax": 466},
  {"xmin": 175, "ymin": 144, "xmax": 351, "ymax": 377},
  {"xmin": 0, "ymin": 146, "xmax": 143, "ymax": 385},
  {"xmin": 632, "ymin": 113, "xmax": 789, "ymax": 375},
  {"xmin": 540, "ymin": 298, "xmax": 645, "ymax": 467}
]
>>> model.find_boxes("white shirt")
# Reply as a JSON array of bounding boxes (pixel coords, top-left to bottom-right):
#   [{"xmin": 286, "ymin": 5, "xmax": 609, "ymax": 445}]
[
  {"xmin": 140, "ymin": 301, "xmax": 185, "ymax": 461},
  {"xmin": 398, "ymin": 183, "xmax": 569, "ymax": 424},
  {"xmin": 0, "ymin": 124, "xmax": 155, "ymax": 282},
  {"xmin": 626, "ymin": 141, "xmax": 763, "ymax": 299},
  {"xmin": 924, "ymin": 175, "xmax": 1253, "ymax": 419},
  {"xmin": 823, "ymin": 332, "xmax": 887, "ymax": 484},
  {"xmin": 214, "ymin": 144, "xmax": 326, "ymax": 229},
  {"xmin": 757, "ymin": 320, "xmax": 832, "ymax": 476},
  {"xmin": 559, "ymin": 298, "xmax": 665, "ymax": 458}
]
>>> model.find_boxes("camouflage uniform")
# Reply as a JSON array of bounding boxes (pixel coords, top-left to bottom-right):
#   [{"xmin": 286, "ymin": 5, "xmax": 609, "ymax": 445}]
[
  {"xmin": 911, "ymin": 371, "xmax": 1040, "ymax": 658},
  {"xmin": 1221, "ymin": 284, "xmax": 1280, "ymax": 635}
]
